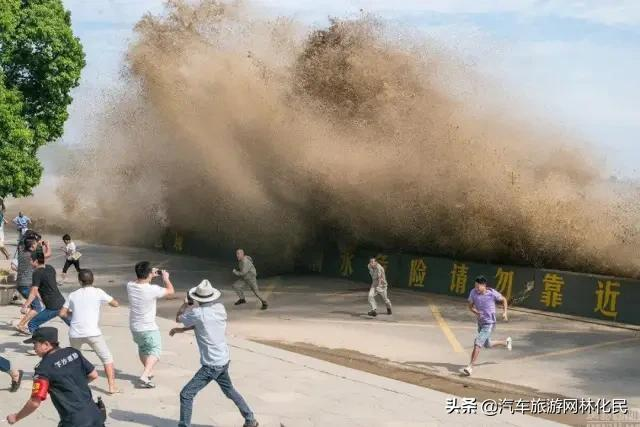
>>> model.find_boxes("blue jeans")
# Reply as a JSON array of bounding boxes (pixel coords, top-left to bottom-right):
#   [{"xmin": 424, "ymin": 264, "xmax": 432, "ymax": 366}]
[
  {"xmin": 0, "ymin": 356, "xmax": 10, "ymax": 373},
  {"xmin": 28, "ymin": 308, "xmax": 70, "ymax": 333},
  {"xmin": 17, "ymin": 287, "xmax": 43, "ymax": 312},
  {"xmin": 179, "ymin": 363, "xmax": 254, "ymax": 427}
]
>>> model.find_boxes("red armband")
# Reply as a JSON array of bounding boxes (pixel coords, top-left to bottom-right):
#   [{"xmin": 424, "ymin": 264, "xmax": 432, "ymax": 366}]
[{"xmin": 31, "ymin": 377, "xmax": 49, "ymax": 401}]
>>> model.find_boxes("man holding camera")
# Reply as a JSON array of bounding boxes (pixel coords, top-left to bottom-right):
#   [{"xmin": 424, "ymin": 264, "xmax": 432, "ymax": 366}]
[
  {"xmin": 126, "ymin": 261, "xmax": 175, "ymax": 388},
  {"xmin": 171, "ymin": 280, "xmax": 259, "ymax": 427}
]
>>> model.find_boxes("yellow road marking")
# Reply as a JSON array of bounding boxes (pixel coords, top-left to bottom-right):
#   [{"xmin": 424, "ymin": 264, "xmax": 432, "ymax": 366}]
[
  {"xmin": 509, "ymin": 336, "xmax": 640, "ymax": 362},
  {"xmin": 430, "ymin": 304, "xmax": 464, "ymax": 353}
]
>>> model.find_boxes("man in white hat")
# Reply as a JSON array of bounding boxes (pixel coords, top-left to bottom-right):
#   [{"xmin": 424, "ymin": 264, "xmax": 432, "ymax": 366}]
[{"xmin": 171, "ymin": 280, "xmax": 259, "ymax": 427}]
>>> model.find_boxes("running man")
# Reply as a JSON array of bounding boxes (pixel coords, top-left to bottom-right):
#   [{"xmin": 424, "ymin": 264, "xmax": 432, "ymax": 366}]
[
  {"xmin": 171, "ymin": 280, "xmax": 259, "ymax": 427},
  {"xmin": 126, "ymin": 261, "xmax": 175, "ymax": 388},
  {"xmin": 367, "ymin": 257, "xmax": 392, "ymax": 317},
  {"xmin": 23, "ymin": 252, "xmax": 70, "ymax": 335},
  {"xmin": 232, "ymin": 249, "xmax": 268, "ymax": 310},
  {"xmin": 12, "ymin": 212, "xmax": 31, "ymax": 237},
  {"xmin": 6, "ymin": 327, "xmax": 105, "ymax": 426},
  {"xmin": 12, "ymin": 237, "xmax": 46, "ymax": 335},
  {"xmin": 59, "ymin": 269, "xmax": 120, "ymax": 394},
  {"xmin": 461, "ymin": 276, "xmax": 512, "ymax": 377}
]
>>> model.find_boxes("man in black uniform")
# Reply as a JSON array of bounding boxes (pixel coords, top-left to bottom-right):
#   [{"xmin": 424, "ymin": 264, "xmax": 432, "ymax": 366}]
[{"xmin": 5, "ymin": 327, "xmax": 106, "ymax": 427}]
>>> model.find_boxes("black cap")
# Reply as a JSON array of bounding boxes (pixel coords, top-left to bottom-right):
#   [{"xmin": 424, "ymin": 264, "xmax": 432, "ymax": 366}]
[
  {"xmin": 24, "ymin": 327, "xmax": 58, "ymax": 344},
  {"xmin": 475, "ymin": 275, "xmax": 488, "ymax": 284}
]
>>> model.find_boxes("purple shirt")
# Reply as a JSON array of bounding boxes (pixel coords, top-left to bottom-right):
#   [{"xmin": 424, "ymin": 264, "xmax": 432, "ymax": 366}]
[{"xmin": 468, "ymin": 287, "xmax": 504, "ymax": 325}]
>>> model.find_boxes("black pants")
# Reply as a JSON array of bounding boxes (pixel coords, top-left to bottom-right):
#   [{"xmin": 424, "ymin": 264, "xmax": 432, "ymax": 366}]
[{"xmin": 62, "ymin": 259, "xmax": 80, "ymax": 273}]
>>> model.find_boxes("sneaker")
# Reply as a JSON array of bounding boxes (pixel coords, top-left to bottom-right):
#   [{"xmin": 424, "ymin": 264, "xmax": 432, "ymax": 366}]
[
  {"xmin": 243, "ymin": 421, "xmax": 259, "ymax": 427},
  {"xmin": 260, "ymin": 302, "xmax": 268, "ymax": 310},
  {"xmin": 461, "ymin": 366, "xmax": 472, "ymax": 376},
  {"xmin": 506, "ymin": 336, "xmax": 512, "ymax": 351},
  {"xmin": 139, "ymin": 377, "xmax": 156, "ymax": 389},
  {"xmin": 387, "ymin": 307, "xmax": 392, "ymax": 315},
  {"xmin": 367, "ymin": 310, "xmax": 377, "ymax": 317},
  {"xmin": 234, "ymin": 299, "xmax": 247, "ymax": 306}
]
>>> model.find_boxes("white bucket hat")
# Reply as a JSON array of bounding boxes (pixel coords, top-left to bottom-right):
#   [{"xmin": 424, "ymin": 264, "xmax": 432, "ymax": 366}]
[{"xmin": 188, "ymin": 279, "xmax": 221, "ymax": 303}]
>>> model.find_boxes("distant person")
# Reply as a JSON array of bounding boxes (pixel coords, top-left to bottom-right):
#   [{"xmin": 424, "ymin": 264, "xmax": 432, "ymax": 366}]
[
  {"xmin": 60, "ymin": 234, "xmax": 81, "ymax": 282},
  {"xmin": 12, "ymin": 212, "xmax": 31, "ymax": 237},
  {"xmin": 59, "ymin": 269, "xmax": 120, "ymax": 394},
  {"xmin": 22, "ymin": 252, "xmax": 70, "ymax": 335},
  {"xmin": 12, "ymin": 237, "xmax": 45, "ymax": 335},
  {"xmin": 0, "ymin": 355, "xmax": 23, "ymax": 393},
  {"xmin": 126, "ymin": 261, "xmax": 175, "ymax": 388},
  {"xmin": 461, "ymin": 276, "xmax": 512, "ymax": 377},
  {"xmin": 231, "ymin": 249, "xmax": 268, "ymax": 310},
  {"xmin": 171, "ymin": 280, "xmax": 259, "ymax": 427},
  {"xmin": 0, "ymin": 209, "xmax": 9, "ymax": 259},
  {"xmin": 5, "ymin": 327, "xmax": 106, "ymax": 426},
  {"xmin": 367, "ymin": 258, "xmax": 392, "ymax": 317}
]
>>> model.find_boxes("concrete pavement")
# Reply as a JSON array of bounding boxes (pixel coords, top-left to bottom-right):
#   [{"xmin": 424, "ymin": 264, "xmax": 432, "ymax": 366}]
[
  {"xmin": 2, "ymin": 231, "xmax": 638, "ymax": 425},
  {"xmin": 0, "ymin": 305, "xmax": 560, "ymax": 426}
]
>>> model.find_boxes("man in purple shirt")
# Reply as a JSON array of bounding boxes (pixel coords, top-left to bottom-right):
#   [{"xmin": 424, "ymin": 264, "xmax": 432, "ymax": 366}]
[{"xmin": 461, "ymin": 276, "xmax": 512, "ymax": 377}]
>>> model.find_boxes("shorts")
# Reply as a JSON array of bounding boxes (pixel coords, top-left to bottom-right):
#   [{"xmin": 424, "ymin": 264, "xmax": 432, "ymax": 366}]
[
  {"xmin": 70, "ymin": 335, "xmax": 113, "ymax": 364},
  {"xmin": 474, "ymin": 323, "xmax": 495, "ymax": 349},
  {"xmin": 17, "ymin": 286, "xmax": 43, "ymax": 312},
  {"xmin": 131, "ymin": 330, "xmax": 162, "ymax": 358},
  {"xmin": 0, "ymin": 227, "xmax": 4, "ymax": 246}
]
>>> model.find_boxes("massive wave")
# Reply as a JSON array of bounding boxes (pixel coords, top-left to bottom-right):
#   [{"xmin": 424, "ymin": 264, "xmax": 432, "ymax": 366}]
[{"xmin": 53, "ymin": 1, "xmax": 640, "ymax": 277}]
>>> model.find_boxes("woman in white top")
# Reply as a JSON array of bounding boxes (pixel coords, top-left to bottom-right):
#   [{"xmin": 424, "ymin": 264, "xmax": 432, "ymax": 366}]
[{"xmin": 61, "ymin": 234, "xmax": 81, "ymax": 281}]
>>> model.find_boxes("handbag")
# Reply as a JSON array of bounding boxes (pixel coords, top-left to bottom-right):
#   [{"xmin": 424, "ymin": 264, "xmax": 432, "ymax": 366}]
[{"xmin": 70, "ymin": 251, "xmax": 82, "ymax": 261}]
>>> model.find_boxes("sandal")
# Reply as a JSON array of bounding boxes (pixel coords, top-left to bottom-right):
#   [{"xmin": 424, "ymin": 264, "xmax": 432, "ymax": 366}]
[
  {"xmin": 10, "ymin": 370, "xmax": 23, "ymax": 392},
  {"xmin": 14, "ymin": 325, "xmax": 30, "ymax": 336}
]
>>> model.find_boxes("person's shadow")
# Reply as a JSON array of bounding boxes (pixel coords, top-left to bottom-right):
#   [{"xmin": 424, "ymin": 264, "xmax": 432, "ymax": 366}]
[
  {"xmin": 0, "ymin": 341, "xmax": 32, "ymax": 353},
  {"xmin": 108, "ymin": 409, "xmax": 212, "ymax": 427}
]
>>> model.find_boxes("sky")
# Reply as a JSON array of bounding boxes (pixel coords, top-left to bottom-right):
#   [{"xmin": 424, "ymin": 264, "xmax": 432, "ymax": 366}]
[{"xmin": 55, "ymin": 0, "xmax": 640, "ymax": 179}]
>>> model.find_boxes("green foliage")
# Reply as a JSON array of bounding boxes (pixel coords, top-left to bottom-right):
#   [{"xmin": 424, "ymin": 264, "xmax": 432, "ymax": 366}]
[
  {"xmin": 0, "ymin": 74, "xmax": 41, "ymax": 197},
  {"xmin": 0, "ymin": 0, "xmax": 85, "ymax": 197}
]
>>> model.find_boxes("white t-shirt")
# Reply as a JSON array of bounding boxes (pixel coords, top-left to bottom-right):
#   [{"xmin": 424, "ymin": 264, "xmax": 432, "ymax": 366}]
[
  {"xmin": 63, "ymin": 287, "xmax": 113, "ymax": 338},
  {"xmin": 126, "ymin": 282, "xmax": 166, "ymax": 332},
  {"xmin": 65, "ymin": 241, "xmax": 77, "ymax": 260}
]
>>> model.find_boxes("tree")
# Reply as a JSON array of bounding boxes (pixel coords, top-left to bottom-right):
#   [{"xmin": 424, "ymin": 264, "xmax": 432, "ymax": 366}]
[{"xmin": 0, "ymin": 0, "xmax": 85, "ymax": 198}]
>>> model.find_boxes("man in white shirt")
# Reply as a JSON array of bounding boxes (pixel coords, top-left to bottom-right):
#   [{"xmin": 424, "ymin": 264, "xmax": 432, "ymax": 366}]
[
  {"xmin": 126, "ymin": 261, "xmax": 175, "ymax": 388},
  {"xmin": 367, "ymin": 257, "xmax": 392, "ymax": 317},
  {"xmin": 59, "ymin": 269, "xmax": 120, "ymax": 394},
  {"xmin": 171, "ymin": 280, "xmax": 258, "ymax": 427}
]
